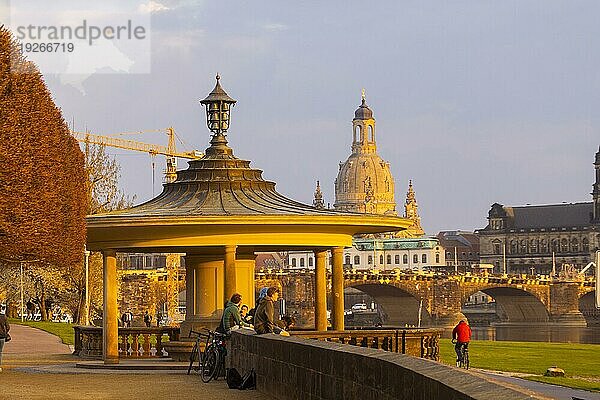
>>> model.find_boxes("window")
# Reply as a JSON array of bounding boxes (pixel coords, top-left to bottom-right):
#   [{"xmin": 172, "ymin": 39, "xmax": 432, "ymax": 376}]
[
  {"xmin": 583, "ymin": 238, "xmax": 589, "ymax": 252},
  {"xmin": 561, "ymin": 239, "xmax": 568, "ymax": 253},
  {"xmin": 291, "ymin": 258, "xmax": 297, "ymax": 267},
  {"xmin": 551, "ymin": 239, "xmax": 559, "ymax": 253},
  {"xmin": 540, "ymin": 239, "xmax": 548, "ymax": 253},
  {"xmin": 529, "ymin": 239, "xmax": 538, "ymax": 253},
  {"xmin": 345, "ymin": 255, "xmax": 351, "ymax": 265},
  {"xmin": 309, "ymin": 257, "xmax": 313, "ymax": 267},
  {"xmin": 571, "ymin": 238, "xmax": 579, "ymax": 252},
  {"xmin": 300, "ymin": 258, "xmax": 305, "ymax": 268},
  {"xmin": 368, "ymin": 255, "xmax": 373, "ymax": 265},
  {"xmin": 379, "ymin": 255, "xmax": 384, "ymax": 264},
  {"xmin": 354, "ymin": 255, "xmax": 360, "ymax": 265},
  {"xmin": 387, "ymin": 255, "xmax": 392, "ymax": 264},
  {"xmin": 520, "ymin": 240, "xmax": 527, "ymax": 254},
  {"xmin": 368, "ymin": 125, "xmax": 374, "ymax": 142},
  {"xmin": 395, "ymin": 255, "xmax": 400, "ymax": 264},
  {"xmin": 422, "ymin": 254, "xmax": 427, "ymax": 263},
  {"xmin": 354, "ymin": 125, "xmax": 360, "ymax": 142},
  {"xmin": 435, "ymin": 253, "xmax": 440, "ymax": 263},
  {"xmin": 510, "ymin": 241, "xmax": 517, "ymax": 254},
  {"xmin": 493, "ymin": 243, "xmax": 501, "ymax": 255},
  {"xmin": 413, "ymin": 254, "xmax": 418, "ymax": 264},
  {"xmin": 403, "ymin": 255, "xmax": 408, "ymax": 264}
]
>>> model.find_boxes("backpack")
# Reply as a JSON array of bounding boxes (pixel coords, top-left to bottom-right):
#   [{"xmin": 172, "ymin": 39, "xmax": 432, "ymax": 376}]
[
  {"xmin": 239, "ymin": 368, "xmax": 256, "ymax": 390},
  {"xmin": 226, "ymin": 368, "xmax": 243, "ymax": 389}
]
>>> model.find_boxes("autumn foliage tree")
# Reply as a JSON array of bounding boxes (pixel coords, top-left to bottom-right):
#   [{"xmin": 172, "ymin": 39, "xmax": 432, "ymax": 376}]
[{"xmin": 0, "ymin": 26, "xmax": 87, "ymax": 319}]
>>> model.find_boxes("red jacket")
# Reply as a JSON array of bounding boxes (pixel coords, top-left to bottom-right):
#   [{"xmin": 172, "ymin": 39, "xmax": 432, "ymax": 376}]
[{"xmin": 452, "ymin": 321, "xmax": 471, "ymax": 343}]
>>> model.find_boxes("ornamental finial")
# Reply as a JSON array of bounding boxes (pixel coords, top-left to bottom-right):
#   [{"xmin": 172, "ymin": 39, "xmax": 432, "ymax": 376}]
[
  {"xmin": 216, "ymin": 73, "xmax": 220, "ymax": 82},
  {"xmin": 361, "ymin": 88, "xmax": 366, "ymax": 101}
]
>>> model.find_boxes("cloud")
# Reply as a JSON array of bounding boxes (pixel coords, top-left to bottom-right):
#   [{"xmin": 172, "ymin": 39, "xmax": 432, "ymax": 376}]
[{"xmin": 139, "ymin": 1, "xmax": 170, "ymax": 14}]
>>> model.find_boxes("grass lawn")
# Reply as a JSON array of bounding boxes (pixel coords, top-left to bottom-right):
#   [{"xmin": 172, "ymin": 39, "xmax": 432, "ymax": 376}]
[
  {"xmin": 8, "ymin": 318, "xmax": 75, "ymax": 346},
  {"xmin": 439, "ymin": 338, "xmax": 600, "ymax": 392}
]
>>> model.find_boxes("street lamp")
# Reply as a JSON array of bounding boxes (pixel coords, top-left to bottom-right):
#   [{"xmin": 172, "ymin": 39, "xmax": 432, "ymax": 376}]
[
  {"xmin": 200, "ymin": 73, "xmax": 237, "ymax": 137},
  {"xmin": 84, "ymin": 246, "xmax": 91, "ymax": 325}
]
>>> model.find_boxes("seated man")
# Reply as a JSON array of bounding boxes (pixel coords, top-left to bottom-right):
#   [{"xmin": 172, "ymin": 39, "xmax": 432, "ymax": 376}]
[
  {"xmin": 254, "ymin": 287, "xmax": 289, "ymax": 336},
  {"xmin": 217, "ymin": 293, "xmax": 251, "ymax": 335}
]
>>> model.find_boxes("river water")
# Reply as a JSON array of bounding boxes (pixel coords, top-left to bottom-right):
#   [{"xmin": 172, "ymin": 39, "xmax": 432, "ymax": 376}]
[{"xmin": 443, "ymin": 326, "xmax": 600, "ymax": 344}]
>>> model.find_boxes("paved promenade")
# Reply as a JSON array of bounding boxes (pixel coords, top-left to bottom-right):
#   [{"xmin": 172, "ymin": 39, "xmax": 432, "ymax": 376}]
[{"xmin": 1, "ymin": 324, "xmax": 268, "ymax": 400}]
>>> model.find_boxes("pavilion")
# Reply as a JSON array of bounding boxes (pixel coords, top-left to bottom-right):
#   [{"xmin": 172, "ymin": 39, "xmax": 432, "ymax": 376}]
[{"xmin": 86, "ymin": 75, "xmax": 412, "ymax": 364}]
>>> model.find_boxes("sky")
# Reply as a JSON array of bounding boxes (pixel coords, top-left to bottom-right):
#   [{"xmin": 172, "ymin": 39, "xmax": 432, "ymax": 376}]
[{"xmin": 13, "ymin": 1, "xmax": 600, "ymax": 234}]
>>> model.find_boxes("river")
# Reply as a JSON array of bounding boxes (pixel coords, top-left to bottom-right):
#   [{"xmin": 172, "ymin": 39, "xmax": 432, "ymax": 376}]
[{"xmin": 443, "ymin": 326, "xmax": 600, "ymax": 344}]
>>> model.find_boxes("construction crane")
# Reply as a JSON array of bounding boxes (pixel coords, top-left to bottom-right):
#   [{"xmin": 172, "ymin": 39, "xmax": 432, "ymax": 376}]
[{"xmin": 71, "ymin": 127, "xmax": 203, "ymax": 184}]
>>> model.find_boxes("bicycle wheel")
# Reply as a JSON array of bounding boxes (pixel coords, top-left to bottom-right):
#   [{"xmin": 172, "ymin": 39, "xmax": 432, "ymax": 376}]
[
  {"xmin": 201, "ymin": 345, "xmax": 218, "ymax": 383},
  {"xmin": 187, "ymin": 342, "xmax": 199, "ymax": 375}
]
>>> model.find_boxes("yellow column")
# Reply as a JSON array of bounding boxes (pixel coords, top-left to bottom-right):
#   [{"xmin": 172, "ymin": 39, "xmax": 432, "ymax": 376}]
[
  {"xmin": 314, "ymin": 250, "xmax": 328, "ymax": 331},
  {"xmin": 331, "ymin": 247, "xmax": 345, "ymax": 331},
  {"xmin": 224, "ymin": 245, "xmax": 237, "ymax": 302},
  {"xmin": 185, "ymin": 258, "xmax": 196, "ymax": 317},
  {"xmin": 102, "ymin": 250, "xmax": 118, "ymax": 364}
]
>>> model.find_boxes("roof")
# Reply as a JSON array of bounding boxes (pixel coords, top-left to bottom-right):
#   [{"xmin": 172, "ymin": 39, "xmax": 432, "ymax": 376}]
[
  {"xmin": 436, "ymin": 231, "xmax": 479, "ymax": 249},
  {"xmin": 507, "ymin": 202, "xmax": 593, "ymax": 229}
]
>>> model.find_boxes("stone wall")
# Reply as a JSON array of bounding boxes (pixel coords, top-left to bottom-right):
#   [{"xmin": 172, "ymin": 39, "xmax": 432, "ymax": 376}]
[{"xmin": 228, "ymin": 331, "xmax": 543, "ymax": 400}]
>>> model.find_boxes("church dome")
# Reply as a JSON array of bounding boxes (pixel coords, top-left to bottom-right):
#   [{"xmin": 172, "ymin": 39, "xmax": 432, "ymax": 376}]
[{"xmin": 335, "ymin": 92, "xmax": 396, "ymax": 215}]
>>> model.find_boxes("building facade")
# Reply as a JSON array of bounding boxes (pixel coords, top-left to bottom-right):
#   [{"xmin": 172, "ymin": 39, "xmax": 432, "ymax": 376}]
[
  {"xmin": 478, "ymin": 147, "xmax": 600, "ymax": 275},
  {"xmin": 288, "ymin": 237, "xmax": 445, "ymax": 271}
]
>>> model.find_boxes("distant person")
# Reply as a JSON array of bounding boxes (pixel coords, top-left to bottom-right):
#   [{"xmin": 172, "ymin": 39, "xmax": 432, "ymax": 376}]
[
  {"xmin": 156, "ymin": 311, "xmax": 163, "ymax": 327},
  {"xmin": 26, "ymin": 300, "xmax": 34, "ymax": 321},
  {"xmin": 254, "ymin": 287, "xmax": 288, "ymax": 336},
  {"xmin": 0, "ymin": 305, "xmax": 10, "ymax": 372},
  {"xmin": 143, "ymin": 311, "xmax": 152, "ymax": 327},
  {"xmin": 217, "ymin": 294, "xmax": 251, "ymax": 335},
  {"xmin": 452, "ymin": 320, "xmax": 472, "ymax": 364},
  {"xmin": 121, "ymin": 311, "xmax": 133, "ymax": 328}
]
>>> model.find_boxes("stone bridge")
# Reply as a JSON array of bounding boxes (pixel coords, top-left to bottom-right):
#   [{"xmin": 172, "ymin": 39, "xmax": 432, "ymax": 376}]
[{"xmin": 256, "ymin": 270, "xmax": 597, "ymax": 327}]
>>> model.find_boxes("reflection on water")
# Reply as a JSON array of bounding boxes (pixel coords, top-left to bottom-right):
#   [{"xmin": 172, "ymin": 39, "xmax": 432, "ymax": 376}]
[{"xmin": 443, "ymin": 326, "xmax": 600, "ymax": 344}]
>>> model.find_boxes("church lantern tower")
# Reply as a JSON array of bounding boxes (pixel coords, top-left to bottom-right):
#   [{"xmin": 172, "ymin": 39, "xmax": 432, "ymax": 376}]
[
  {"xmin": 403, "ymin": 180, "xmax": 425, "ymax": 237},
  {"xmin": 334, "ymin": 91, "xmax": 396, "ymax": 215}
]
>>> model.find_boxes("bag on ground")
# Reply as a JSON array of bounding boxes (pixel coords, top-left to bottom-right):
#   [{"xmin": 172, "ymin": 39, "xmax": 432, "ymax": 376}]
[
  {"xmin": 226, "ymin": 368, "xmax": 243, "ymax": 389},
  {"xmin": 239, "ymin": 368, "xmax": 256, "ymax": 390}
]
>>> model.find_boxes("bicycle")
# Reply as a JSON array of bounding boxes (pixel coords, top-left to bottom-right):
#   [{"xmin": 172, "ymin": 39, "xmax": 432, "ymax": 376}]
[
  {"xmin": 201, "ymin": 329, "xmax": 228, "ymax": 382},
  {"xmin": 187, "ymin": 328, "xmax": 228, "ymax": 382},
  {"xmin": 187, "ymin": 329, "xmax": 209, "ymax": 376},
  {"xmin": 452, "ymin": 340, "xmax": 469, "ymax": 370}
]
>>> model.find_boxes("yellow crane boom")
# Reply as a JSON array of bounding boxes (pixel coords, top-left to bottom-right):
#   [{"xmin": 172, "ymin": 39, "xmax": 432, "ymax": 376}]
[{"xmin": 71, "ymin": 129, "xmax": 203, "ymax": 160}]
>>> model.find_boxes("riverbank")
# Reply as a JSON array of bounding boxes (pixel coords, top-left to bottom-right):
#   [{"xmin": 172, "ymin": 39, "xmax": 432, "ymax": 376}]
[{"xmin": 439, "ymin": 338, "xmax": 600, "ymax": 392}]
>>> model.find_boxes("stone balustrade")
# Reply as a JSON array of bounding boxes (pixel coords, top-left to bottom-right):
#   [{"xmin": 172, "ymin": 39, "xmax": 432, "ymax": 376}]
[
  {"xmin": 73, "ymin": 326, "xmax": 179, "ymax": 359},
  {"xmin": 291, "ymin": 328, "xmax": 441, "ymax": 360}
]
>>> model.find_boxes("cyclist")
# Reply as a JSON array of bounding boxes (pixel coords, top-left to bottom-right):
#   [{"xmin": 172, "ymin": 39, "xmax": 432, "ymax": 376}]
[
  {"xmin": 452, "ymin": 319, "xmax": 471, "ymax": 364},
  {"xmin": 217, "ymin": 293, "xmax": 252, "ymax": 335}
]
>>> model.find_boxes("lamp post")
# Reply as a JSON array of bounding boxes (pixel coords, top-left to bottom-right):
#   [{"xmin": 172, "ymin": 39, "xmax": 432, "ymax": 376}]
[
  {"xmin": 200, "ymin": 74, "xmax": 236, "ymax": 137},
  {"xmin": 20, "ymin": 261, "xmax": 24, "ymax": 322},
  {"xmin": 84, "ymin": 246, "xmax": 91, "ymax": 325}
]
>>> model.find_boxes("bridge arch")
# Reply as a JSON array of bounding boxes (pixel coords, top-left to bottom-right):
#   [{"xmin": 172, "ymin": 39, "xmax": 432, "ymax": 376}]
[
  {"xmin": 463, "ymin": 286, "xmax": 550, "ymax": 324},
  {"xmin": 347, "ymin": 283, "xmax": 432, "ymax": 327},
  {"xmin": 579, "ymin": 290, "xmax": 600, "ymax": 326}
]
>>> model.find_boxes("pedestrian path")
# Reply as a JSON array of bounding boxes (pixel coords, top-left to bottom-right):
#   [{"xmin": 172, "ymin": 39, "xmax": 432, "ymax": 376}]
[
  {"xmin": 4, "ymin": 323, "xmax": 71, "ymax": 355},
  {"xmin": 1, "ymin": 323, "xmax": 268, "ymax": 400}
]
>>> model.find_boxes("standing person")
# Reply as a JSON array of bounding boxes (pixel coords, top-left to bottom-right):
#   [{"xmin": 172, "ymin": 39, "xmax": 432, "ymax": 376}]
[
  {"xmin": 0, "ymin": 305, "xmax": 10, "ymax": 372},
  {"xmin": 121, "ymin": 310, "xmax": 133, "ymax": 328},
  {"xmin": 26, "ymin": 300, "xmax": 34, "ymax": 321},
  {"xmin": 156, "ymin": 311, "xmax": 163, "ymax": 327},
  {"xmin": 217, "ymin": 293, "xmax": 251, "ymax": 335},
  {"xmin": 143, "ymin": 311, "xmax": 152, "ymax": 327},
  {"xmin": 254, "ymin": 287, "xmax": 289, "ymax": 336},
  {"xmin": 452, "ymin": 320, "xmax": 472, "ymax": 364}
]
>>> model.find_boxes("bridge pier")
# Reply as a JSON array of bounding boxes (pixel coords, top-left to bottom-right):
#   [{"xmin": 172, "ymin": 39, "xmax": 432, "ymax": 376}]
[{"xmin": 549, "ymin": 282, "xmax": 588, "ymax": 327}]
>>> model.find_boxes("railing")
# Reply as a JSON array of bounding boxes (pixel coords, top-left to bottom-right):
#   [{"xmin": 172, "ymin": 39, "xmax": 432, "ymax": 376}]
[
  {"xmin": 291, "ymin": 328, "xmax": 441, "ymax": 360},
  {"xmin": 73, "ymin": 326, "xmax": 180, "ymax": 359}
]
